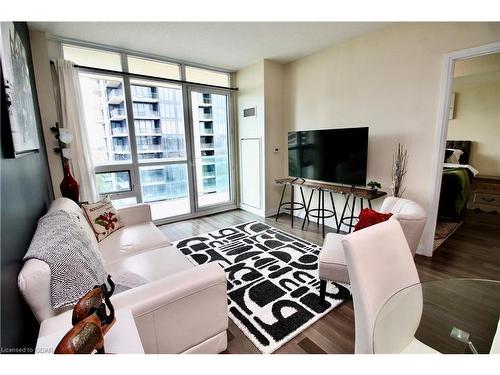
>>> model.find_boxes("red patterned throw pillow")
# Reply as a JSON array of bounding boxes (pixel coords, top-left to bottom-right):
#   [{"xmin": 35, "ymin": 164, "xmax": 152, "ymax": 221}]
[
  {"xmin": 82, "ymin": 196, "xmax": 123, "ymax": 242},
  {"xmin": 354, "ymin": 208, "xmax": 393, "ymax": 232}
]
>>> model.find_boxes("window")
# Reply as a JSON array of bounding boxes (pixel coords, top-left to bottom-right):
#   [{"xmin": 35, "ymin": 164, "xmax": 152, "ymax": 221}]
[
  {"xmin": 79, "ymin": 73, "xmax": 131, "ymax": 165},
  {"xmin": 128, "ymin": 56, "xmax": 180, "ymax": 80},
  {"xmin": 96, "ymin": 171, "xmax": 131, "ymax": 195},
  {"xmin": 185, "ymin": 66, "xmax": 230, "ymax": 87},
  {"xmin": 63, "ymin": 45, "xmax": 121, "ymax": 71},
  {"xmin": 67, "ymin": 43, "xmax": 234, "ymax": 221},
  {"xmin": 130, "ymin": 79, "xmax": 186, "ymax": 163}
]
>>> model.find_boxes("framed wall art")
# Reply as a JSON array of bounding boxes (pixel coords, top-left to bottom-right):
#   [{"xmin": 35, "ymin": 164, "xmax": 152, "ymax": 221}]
[{"xmin": 1, "ymin": 22, "xmax": 39, "ymax": 157}]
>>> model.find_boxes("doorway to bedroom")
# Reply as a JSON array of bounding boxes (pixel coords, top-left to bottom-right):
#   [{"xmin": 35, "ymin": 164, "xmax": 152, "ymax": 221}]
[{"xmin": 433, "ymin": 51, "xmax": 500, "ymax": 252}]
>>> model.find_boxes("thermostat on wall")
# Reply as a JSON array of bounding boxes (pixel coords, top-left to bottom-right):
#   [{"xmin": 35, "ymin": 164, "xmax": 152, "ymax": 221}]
[{"xmin": 243, "ymin": 107, "xmax": 256, "ymax": 118}]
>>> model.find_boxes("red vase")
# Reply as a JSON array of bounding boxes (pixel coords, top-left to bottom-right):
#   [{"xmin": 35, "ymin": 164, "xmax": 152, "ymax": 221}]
[{"xmin": 60, "ymin": 164, "xmax": 80, "ymax": 203}]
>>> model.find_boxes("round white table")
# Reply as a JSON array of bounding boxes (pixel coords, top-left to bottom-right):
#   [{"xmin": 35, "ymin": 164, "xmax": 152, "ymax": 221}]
[{"xmin": 373, "ymin": 278, "xmax": 500, "ymax": 354}]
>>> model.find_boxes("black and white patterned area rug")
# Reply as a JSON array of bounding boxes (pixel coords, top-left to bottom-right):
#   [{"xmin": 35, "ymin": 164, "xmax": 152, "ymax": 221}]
[{"xmin": 173, "ymin": 221, "xmax": 351, "ymax": 354}]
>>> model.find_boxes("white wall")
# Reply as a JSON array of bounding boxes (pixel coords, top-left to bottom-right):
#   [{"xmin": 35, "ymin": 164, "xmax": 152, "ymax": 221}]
[
  {"xmin": 263, "ymin": 60, "xmax": 286, "ymax": 216},
  {"xmin": 282, "ymin": 22, "xmax": 500, "ymax": 255},
  {"xmin": 236, "ymin": 61, "xmax": 265, "ymax": 215},
  {"xmin": 236, "ymin": 60, "xmax": 286, "ymax": 217},
  {"xmin": 448, "ymin": 72, "xmax": 500, "ymax": 175}
]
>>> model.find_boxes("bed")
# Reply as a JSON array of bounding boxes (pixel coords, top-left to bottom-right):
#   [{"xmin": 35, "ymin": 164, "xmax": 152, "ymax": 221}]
[{"xmin": 438, "ymin": 140, "xmax": 478, "ymax": 222}]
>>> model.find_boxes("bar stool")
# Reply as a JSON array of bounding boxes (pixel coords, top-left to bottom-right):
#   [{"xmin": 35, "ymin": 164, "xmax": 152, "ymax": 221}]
[
  {"xmin": 275, "ymin": 180, "xmax": 310, "ymax": 228},
  {"xmin": 337, "ymin": 193, "xmax": 373, "ymax": 234},
  {"xmin": 302, "ymin": 188, "xmax": 339, "ymax": 238}
]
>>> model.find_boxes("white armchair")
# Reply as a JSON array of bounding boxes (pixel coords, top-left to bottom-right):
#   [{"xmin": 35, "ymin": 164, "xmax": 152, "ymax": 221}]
[
  {"xmin": 318, "ymin": 196, "xmax": 426, "ymax": 304},
  {"xmin": 342, "ymin": 219, "xmax": 437, "ymax": 354}
]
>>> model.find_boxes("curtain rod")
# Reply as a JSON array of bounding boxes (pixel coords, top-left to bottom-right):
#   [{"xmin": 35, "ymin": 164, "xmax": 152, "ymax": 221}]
[{"xmin": 49, "ymin": 60, "xmax": 238, "ymax": 91}]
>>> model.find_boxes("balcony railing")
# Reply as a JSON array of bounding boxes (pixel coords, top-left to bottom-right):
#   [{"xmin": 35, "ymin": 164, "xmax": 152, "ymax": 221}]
[
  {"xmin": 199, "ymin": 113, "xmax": 212, "ymax": 119},
  {"xmin": 108, "ymin": 89, "xmax": 123, "ymax": 97},
  {"xmin": 200, "ymin": 143, "xmax": 214, "ymax": 149},
  {"xmin": 113, "ymin": 145, "xmax": 130, "ymax": 152},
  {"xmin": 200, "ymin": 125, "xmax": 213, "ymax": 135},
  {"xmin": 137, "ymin": 145, "xmax": 163, "ymax": 152},
  {"xmin": 110, "ymin": 108, "xmax": 126, "ymax": 119},
  {"xmin": 202, "ymin": 156, "xmax": 216, "ymax": 164},
  {"xmin": 132, "ymin": 91, "xmax": 159, "ymax": 100},
  {"xmin": 111, "ymin": 127, "xmax": 128, "ymax": 135},
  {"xmin": 133, "ymin": 110, "xmax": 160, "ymax": 118},
  {"xmin": 136, "ymin": 128, "xmax": 162, "ymax": 135}
]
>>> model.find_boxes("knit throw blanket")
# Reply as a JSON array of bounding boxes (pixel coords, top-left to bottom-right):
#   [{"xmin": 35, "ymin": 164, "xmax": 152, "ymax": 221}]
[{"xmin": 24, "ymin": 210, "xmax": 108, "ymax": 309}]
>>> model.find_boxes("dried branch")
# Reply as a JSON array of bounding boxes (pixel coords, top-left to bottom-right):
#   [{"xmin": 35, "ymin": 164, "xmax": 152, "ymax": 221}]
[{"xmin": 391, "ymin": 143, "xmax": 408, "ymax": 198}]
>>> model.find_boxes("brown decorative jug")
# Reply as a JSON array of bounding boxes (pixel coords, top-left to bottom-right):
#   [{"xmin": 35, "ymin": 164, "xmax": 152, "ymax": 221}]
[{"xmin": 60, "ymin": 163, "xmax": 80, "ymax": 203}]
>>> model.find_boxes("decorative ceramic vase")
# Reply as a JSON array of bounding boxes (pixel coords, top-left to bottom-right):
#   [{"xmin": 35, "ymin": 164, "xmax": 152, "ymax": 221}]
[{"xmin": 60, "ymin": 164, "xmax": 80, "ymax": 203}]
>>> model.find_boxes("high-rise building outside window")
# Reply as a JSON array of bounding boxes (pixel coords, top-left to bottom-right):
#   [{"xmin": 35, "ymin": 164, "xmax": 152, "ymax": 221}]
[{"xmin": 67, "ymin": 44, "xmax": 233, "ymax": 220}]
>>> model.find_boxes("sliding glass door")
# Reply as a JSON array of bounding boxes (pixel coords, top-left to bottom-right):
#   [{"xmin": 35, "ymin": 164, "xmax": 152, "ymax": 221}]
[
  {"xmin": 188, "ymin": 87, "xmax": 232, "ymax": 210},
  {"xmin": 79, "ymin": 73, "xmax": 234, "ymax": 222},
  {"xmin": 128, "ymin": 78, "xmax": 191, "ymax": 220}
]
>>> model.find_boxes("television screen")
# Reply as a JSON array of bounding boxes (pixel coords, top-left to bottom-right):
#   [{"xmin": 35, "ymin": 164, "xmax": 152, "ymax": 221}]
[{"xmin": 288, "ymin": 127, "xmax": 368, "ymax": 186}]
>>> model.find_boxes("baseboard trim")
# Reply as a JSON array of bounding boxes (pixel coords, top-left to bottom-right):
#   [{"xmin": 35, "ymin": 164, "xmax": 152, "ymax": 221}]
[
  {"xmin": 265, "ymin": 207, "xmax": 279, "ymax": 218},
  {"xmin": 239, "ymin": 203, "xmax": 265, "ymax": 217}
]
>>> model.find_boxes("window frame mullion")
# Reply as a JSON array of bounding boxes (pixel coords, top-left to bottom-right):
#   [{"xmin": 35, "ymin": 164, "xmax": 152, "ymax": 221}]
[{"xmin": 119, "ymin": 52, "xmax": 144, "ymax": 204}]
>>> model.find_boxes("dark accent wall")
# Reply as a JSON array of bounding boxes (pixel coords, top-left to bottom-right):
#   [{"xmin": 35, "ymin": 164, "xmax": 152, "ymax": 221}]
[{"xmin": 1, "ymin": 22, "xmax": 53, "ymax": 351}]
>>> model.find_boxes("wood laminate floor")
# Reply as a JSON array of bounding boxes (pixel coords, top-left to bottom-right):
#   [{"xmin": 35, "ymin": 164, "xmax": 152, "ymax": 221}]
[{"xmin": 159, "ymin": 208, "xmax": 500, "ymax": 354}]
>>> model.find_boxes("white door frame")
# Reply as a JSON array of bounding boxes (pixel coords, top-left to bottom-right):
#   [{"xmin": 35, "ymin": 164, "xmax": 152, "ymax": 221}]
[{"xmin": 422, "ymin": 41, "xmax": 500, "ymax": 257}]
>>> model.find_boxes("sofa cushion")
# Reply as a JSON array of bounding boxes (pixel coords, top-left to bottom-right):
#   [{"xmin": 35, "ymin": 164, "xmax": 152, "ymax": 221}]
[
  {"xmin": 106, "ymin": 245, "xmax": 194, "ymax": 283},
  {"xmin": 98, "ymin": 222, "xmax": 172, "ymax": 265},
  {"xmin": 319, "ymin": 232, "xmax": 350, "ymax": 284}
]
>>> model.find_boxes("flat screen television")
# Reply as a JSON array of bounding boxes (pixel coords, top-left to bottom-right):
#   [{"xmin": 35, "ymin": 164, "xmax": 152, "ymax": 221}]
[{"xmin": 288, "ymin": 127, "xmax": 369, "ymax": 186}]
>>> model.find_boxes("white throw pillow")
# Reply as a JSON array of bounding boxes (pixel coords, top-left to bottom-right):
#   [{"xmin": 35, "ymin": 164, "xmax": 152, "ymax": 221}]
[
  {"xmin": 82, "ymin": 196, "xmax": 123, "ymax": 242},
  {"xmin": 445, "ymin": 148, "xmax": 464, "ymax": 164}
]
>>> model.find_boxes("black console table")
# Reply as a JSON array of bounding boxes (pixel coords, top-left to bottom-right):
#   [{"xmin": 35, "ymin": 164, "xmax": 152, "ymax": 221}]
[{"xmin": 275, "ymin": 178, "xmax": 387, "ymax": 237}]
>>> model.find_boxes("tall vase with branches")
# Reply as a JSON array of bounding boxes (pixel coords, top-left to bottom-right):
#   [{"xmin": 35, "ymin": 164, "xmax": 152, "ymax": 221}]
[{"xmin": 391, "ymin": 143, "xmax": 408, "ymax": 198}]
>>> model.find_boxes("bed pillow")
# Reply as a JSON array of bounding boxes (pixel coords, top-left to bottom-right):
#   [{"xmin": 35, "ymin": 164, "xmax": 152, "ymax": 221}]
[
  {"xmin": 444, "ymin": 149, "xmax": 454, "ymax": 162},
  {"xmin": 82, "ymin": 196, "xmax": 123, "ymax": 242},
  {"xmin": 354, "ymin": 208, "xmax": 393, "ymax": 232},
  {"xmin": 445, "ymin": 148, "xmax": 464, "ymax": 164}
]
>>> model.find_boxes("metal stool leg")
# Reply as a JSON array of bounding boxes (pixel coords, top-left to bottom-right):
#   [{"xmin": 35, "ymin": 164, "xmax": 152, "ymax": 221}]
[
  {"xmin": 330, "ymin": 192, "xmax": 339, "ymax": 230},
  {"xmin": 321, "ymin": 190, "xmax": 325, "ymax": 238},
  {"xmin": 368, "ymin": 199, "xmax": 372, "ymax": 209},
  {"xmin": 299, "ymin": 186, "xmax": 310, "ymax": 222},
  {"xmin": 302, "ymin": 189, "xmax": 314, "ymax": 230},
  {"xmin": 291, "ymin": 185, "xmax": 295, "ymax": 228},
  {"xmin": 338, "ymin": 194, "xmax": 350, "ymax": 233},
  {"xmin": 275, "ymin": 184, "xmax": 287, "ymax": 221},
  {"xmin": 349, "ymin": 196, "xmax": 356, "ymax": 233},
  {"xmin": 316, "ymin": 190, "xmax": 321, "ymax": 226}
]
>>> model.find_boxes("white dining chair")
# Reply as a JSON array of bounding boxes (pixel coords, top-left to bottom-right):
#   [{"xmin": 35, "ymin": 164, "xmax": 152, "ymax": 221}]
[
  {"xmin": 342, "ymin": 219, "xmax": 438, "ymax": 354},
  {"xmin": 318, "ymin": 196, "xmax": 426, "ymax": 304}
]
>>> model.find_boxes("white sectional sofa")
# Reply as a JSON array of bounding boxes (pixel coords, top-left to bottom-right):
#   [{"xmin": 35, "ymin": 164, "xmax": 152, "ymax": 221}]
[{"xmin": 18, "ymin": 198, "xmax": 228, "ymax": 353}]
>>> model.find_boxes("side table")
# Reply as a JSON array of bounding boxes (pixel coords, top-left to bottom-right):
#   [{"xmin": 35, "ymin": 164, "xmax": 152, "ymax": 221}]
[{"xmin": 36, "ymin": 308, "xmax": 144, "ymax": 354}]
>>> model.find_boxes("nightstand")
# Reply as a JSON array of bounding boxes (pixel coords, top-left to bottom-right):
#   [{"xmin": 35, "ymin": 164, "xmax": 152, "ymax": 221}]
[
  {"xmin": 469, "ymin": 175, "xmax": 500, "ymax": 213},
  {"xmin": 36, "ymin": 308, "xmax": 144, "ymax": 354}
]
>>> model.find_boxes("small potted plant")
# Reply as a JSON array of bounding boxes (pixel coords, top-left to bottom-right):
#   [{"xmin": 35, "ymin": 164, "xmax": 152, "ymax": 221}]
[{"xmin": 367, "ymin": 181, "xmax": 382, "ymax": 192}]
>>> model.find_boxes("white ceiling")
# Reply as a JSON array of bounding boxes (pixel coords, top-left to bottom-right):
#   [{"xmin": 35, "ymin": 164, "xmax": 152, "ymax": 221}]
[{"xmin": 28, "ymin": 22, "xmax": 388, "ymax": 71}]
